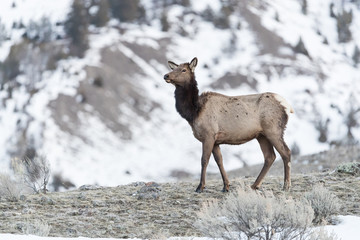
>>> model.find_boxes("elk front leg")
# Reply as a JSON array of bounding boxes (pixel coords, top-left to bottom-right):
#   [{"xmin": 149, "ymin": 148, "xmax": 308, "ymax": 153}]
[
  {"xmin": 196, "ymin": 139, "xmax": 215, "ymax": 193},
  {"xmin": 212, "ymin": 145, "xmax": 230, "ymax": 192}
]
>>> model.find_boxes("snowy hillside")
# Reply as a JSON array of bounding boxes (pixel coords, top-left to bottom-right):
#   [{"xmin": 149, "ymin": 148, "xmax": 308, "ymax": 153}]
[{"xmin": 0, "ymin": 0, "xmax": 359, "ymax": 188}]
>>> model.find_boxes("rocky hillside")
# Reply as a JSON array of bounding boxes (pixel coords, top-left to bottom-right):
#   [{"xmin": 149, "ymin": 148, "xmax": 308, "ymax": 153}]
[
  {"xmin": 1, "ymin": 157, "xmax": 359, "ymax": 238},
  {"xmin": 1, "ymin": 0, "xmax": 360, "ymax": 189}
]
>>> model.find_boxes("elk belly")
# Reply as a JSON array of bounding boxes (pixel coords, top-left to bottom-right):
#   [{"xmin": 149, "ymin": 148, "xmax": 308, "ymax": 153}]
[{"xmin": 215, "ymin": 130, "xmax": 261, "ymax": 145}]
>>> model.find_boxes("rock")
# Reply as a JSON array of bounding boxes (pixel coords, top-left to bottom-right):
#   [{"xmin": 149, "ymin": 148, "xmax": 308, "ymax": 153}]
[
  {"xmin": 92, "ymin": 200, "xmax": 106, "ymax": 207},
  {"xmin": 15, "ymin": 222, "xmax": 25, "ymax": 231},
  {"xmin": 66, "ymin": 228, "xmax": 77, "ymax": 235},
  {"xmin": 137, "ymin": 182, "xmax": 161, "ymax": 200},
  {"xmin": 78, "ymin": 192, "xmax": 86, "ymax": 200},
  {"xmin": 40, "ymin": 196, "xmax": 54, "ymax": 205},
  {"xmin": 19, "ymin": 195, "xmax": 27, "ymax": 201},
  {"xmin": 128, "ymin": 181, "xmax": 145, "ymax": 187},
  {"xmin": 79, "ymin": 185, "xmax": 102, "ymax": 190}
]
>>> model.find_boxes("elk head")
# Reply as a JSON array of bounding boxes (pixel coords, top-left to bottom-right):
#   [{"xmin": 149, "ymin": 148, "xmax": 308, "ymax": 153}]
[{"xmin": 164, "ymin": 57, "xmax": 198, "ymax": 87}]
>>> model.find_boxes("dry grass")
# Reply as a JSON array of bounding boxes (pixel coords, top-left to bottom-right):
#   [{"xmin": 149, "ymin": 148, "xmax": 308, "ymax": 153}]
[{"xmin": 0, "ymin": 168, "xmax": 359, "ymax": 238}]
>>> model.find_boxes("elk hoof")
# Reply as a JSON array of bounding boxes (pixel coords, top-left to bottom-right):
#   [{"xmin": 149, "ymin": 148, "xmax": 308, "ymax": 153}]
[
  {"xmin": 251, "ymin": 184, "xmax": 259, "ymax": 190},
  {"xmin": 222, "ymin": 185, "xmax": 230, "ymax": 192},
  {"xmin": 195, "ymin": 184, "xmax": 205, "ymax": 193},
  {"xmin": 283, "ymin": 182, "xmax": 291, "ymax": 191}
]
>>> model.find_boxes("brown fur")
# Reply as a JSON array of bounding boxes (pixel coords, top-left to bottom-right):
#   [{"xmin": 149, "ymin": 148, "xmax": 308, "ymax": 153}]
[{"xmin": 164, "ymin": 57, "xmax": 294, "ymax": 192}]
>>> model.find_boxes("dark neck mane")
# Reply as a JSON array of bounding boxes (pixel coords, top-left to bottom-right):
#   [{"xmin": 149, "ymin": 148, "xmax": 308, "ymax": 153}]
[{"xmin": 174, "ymin": 80, "xmax": 200, "ymax": 124}]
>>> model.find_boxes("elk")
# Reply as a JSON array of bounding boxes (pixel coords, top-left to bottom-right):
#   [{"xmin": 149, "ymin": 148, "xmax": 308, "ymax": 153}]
[{"xmin": 163, "ymin": 57, "xmax": 294, "ymax": 193}]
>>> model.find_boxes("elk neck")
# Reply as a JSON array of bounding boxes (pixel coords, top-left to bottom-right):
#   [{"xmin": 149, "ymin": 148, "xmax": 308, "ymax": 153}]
[{"xmin": 174, "ymin": 79, "xmax": 200, "ymax": 124}]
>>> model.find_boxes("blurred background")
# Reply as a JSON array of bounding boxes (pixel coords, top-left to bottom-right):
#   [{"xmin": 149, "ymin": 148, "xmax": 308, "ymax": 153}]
[{"xmin": 0, "ymin": 0, "xmax": 359, "ymax": 190}]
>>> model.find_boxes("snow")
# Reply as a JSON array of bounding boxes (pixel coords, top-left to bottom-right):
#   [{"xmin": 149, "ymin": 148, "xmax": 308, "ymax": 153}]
[
  {"xmin": 0, "ymin": 0, "xmax": 359, "ymax": 190},
  {"xmin": 0, "ymin": 1, "xmax": 359, "ymax": 239},
  {"xmin": 0, "ymin": 236, "xmax": 139, "ymax": 240},
  {"xmin": 0, "ymin": 0, "xmax": 71, "ymax": 29},
  {"xmin": 322, "ymin": 215, "xmax": 360, "ymax": 240},
  {"xmin": 191, "ymin": 0, "xmax": 222, "ymax": 12},
  {"xmin": 0, "ymin": 0, "xmax": 72, "ymax": 61},
  {"xmin": 0, "ymin": 215, "xmax": 359, "ymax": 239}
]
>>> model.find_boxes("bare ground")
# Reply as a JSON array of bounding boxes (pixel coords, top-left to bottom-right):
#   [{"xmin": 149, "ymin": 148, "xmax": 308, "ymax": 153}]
[{"xmin": 1, "ymin": 146, "xmax": 360, "ymax": 238}]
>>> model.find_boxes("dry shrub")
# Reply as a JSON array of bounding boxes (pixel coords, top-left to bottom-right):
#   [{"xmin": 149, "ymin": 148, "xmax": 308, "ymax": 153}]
[
  {"xmin": 0, "ymin": 173, "xmax": 22, "ymax": 201},
  {"xmin": 11, "ymin": 155, "xmax": 51, "ymax": 194},
  {"xmin": 309, "ymin": 228, "xmax": 339, "ymax": 240},
  {"xmin": 0, "ymin": 155, "xmax": 50, "ymax": 200},
  {"xmin": 335, "ymin": 162, "xmax": 360, "ymax": 176},
  {"xmin": 21, "ymin": 219, "xmax": 51, "ymax": 236},
  {"xmin": 195, "ymin": 188, "xmax": 314, "ymax": 240},
  {"xmin": 305, "ymin": 185, "xmax": 341, "ymax": 225}
]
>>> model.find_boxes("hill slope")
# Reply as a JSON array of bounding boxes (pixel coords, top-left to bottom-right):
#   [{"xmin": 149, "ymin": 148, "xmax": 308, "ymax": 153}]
[
  {"xmin": 1, "ymin": 164, "xmax": 359, "ymax": 238},
  {"xmin": 0, "ymin": 0, "xmax": 360, "ymax": 188}
]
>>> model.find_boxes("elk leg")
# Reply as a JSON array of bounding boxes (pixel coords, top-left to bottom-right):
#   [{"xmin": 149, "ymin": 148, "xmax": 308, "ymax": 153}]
[
  {"xmin": 266, "ymin": 135, "xmax": 292, "ymax": 191},
  {"xmin": 212, "ymin": 145, "xmax": 230, "ymax": 192},
  {"xmin": 251, "ymin": 135, "xmax": 276, "ymax": 190},
  {"xmin": 196, "ymin": 139, "xmax": 215, "ymax": 193}
]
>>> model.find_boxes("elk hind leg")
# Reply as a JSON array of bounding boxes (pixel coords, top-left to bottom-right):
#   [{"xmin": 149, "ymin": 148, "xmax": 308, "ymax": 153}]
[
  {"xmin": 251, "ymin": 135, "xmax": 276, "ymax": 190},
  {"xmin": 212, "ymin": 144, "xmax": 230, "ymax": 192},
  {"xmin": 266, "ymin": 134, "xmax": 292, "ymax": 191}
]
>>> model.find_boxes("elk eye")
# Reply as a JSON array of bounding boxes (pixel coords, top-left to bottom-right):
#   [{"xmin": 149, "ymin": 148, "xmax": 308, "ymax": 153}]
[{"xmin": 182, "ymin": 69, "xmax": 186, "ymax": 72}]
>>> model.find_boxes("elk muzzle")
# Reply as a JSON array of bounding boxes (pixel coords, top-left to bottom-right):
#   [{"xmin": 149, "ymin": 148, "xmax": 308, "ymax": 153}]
[{"xmin": 164, "ymin": 74, "xmax": 171, "ymax": 83}]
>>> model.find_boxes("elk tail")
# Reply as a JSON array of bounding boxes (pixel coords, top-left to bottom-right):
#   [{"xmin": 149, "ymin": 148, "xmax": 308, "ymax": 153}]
[{"xmin": 274, "ymin": 94, "xmax": 294, "ymax": 117}]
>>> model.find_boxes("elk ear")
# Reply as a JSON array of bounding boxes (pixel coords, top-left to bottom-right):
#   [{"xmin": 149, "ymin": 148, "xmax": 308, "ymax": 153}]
[
  {"xmin": 168, "ymin": 61, "xmax": 178, "ymax": 70},
  {"xmin": 189, "ymin": 57, "xmax": 198, "ymax": 72}
]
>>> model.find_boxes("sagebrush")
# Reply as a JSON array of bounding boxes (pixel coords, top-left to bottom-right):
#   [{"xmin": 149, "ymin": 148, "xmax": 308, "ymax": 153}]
[
  {"xmin": 195, "ymin": 187, "xmax": 314, "ymax": 240},
  {"xmin": 335, "ymin": 162, "xmax": 360, "ymax": 175},
  {"xmin": 305, "ymin": 184, "xmax": 341, "ymax": 225}
]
